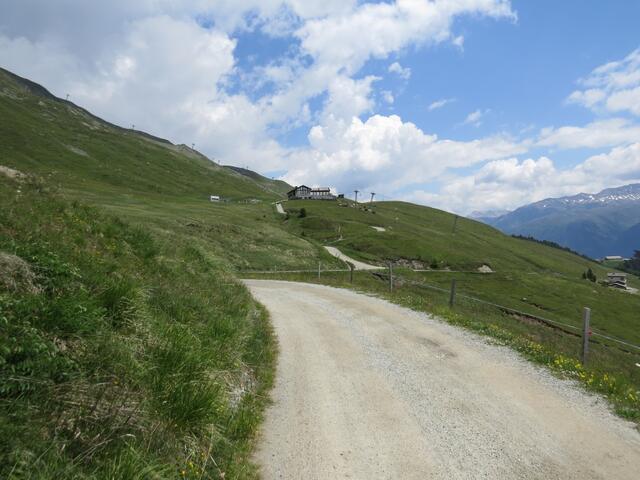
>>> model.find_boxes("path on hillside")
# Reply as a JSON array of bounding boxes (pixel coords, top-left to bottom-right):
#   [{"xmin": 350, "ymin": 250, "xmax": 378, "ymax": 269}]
[
  {"xmin": 245, "ymin": 280, "xmax": 640, "ymax": 480},
  {"xmin": 274, "ymin": 202, "xmax": 285, "ymax": 215},
  {"xmin": 324, "ymin": 246, "xmax": 384, "ymax": 270}
]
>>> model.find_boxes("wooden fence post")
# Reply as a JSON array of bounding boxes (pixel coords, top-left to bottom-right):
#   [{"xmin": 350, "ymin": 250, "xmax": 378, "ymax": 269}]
[
  {"xmin": 581, "ymin": 307, "xmax": 591, "ymax": 365},
  {"xmin": 318, "ymin": 261, "xmax": 321, "ymax": 280},
  {"xmin": 389, "ymin": 262, "xmax": 393, "ymax": 292},
  {"xmin": 449, "ymin": 279, "xmax": 457, "ymax": 307},
  {"xmin": 350, "ymin": 264, "xmax": 354, "ymax": 283}
]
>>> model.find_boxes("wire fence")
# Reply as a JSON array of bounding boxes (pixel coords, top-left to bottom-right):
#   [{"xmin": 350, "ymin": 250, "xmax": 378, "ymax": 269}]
[{"xmin": 241, "ymin": 264, "xmax": 640, "ymax": 357}]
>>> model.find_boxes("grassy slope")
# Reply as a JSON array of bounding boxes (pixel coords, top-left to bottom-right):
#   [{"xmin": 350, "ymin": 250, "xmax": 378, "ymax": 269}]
[
  {"xmin": 283, "ymin": 199, "xmax": 640, "ymax": 344},
  {"xmin": 0, "ymin": 67, "xmax": 337, "ymax": 272},
  {"xmin": 0, "ymin": 176, "xmax": 275, "ymax": 478},
  {"xmin": 0, "ymin": 69, "xmax": 280, "ymax": 202},
  {"xmin": 0, "ymin": 70, "xmax": 325, "ymax": 477},
  {"xmin": 223, "ymin": 166, "xmax": 292, "ymax": 197}
]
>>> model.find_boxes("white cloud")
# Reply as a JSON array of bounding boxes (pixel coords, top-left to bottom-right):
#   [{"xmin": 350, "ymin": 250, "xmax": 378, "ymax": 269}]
[
  {"xmin": 462, "ymin": 109, "xmax": 488, "ymax": 127},
  {"xmin": 388, "ymin": 61, "xmax": 411, "ymax": 80},
  {"xmin": 566, "ymin": 88, "xmax": 606, "ymax": 108},
  {"xmin": 567, "ymin": 48, "xmax": 640, "ymax": 116},
  {"xmin": 537, "ymin": 118, "xmax": 640, "ymax": 150},
  {"xmin": 452, "ymin": 35, "xmax": 465, "ymax": 49},
  {"xmin": 284, "ymin": 113, "xmax": 525, "ymax": 194},
  {"xmin": 296, "ymin": 1, "xmax": 514, "ymax": 76},
  {"xmin": 0, "ymin": 0, "xmax": 518, "ymax": 174},
  {"xmin": 606, "ymin": 86, "xmax": 640, "ymax": 116},
  {"xmin": 322, "ymin": 75, "xmax": 380, "ymax": 121},
  {"xmin": 408, "ymin": 142, "xmax": 640, "ymax": 214},
  {"xmin": 428, "ymin": 97, "xmax": 456, "ymax": 111},
  {"xmin": 381, "ymin": 90, "xmax": 395, "ymax": 104},
  {"xmin": 576, "ymin": 142, "xmax": 640, "ymax": 181}
]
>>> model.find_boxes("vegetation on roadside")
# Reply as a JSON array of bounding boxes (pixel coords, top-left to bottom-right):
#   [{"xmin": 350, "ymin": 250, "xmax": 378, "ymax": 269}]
[{"xmin": 0, "ymin": 176, "xmax": 276, "ymax": 478}]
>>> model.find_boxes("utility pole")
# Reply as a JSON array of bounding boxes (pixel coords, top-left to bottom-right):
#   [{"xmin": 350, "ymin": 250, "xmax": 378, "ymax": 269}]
[
  {"xmin": 370, "ymin": 192, "xmax": 375, "ymax": 204},
  {"xmin": 65, "ymin": 94, "xmax": 69, "ymax": 101},
  {"xmin": 452, "ymin": 215, "xmax": 459, "ymax": 234},
  {"xmin": 354, "ymin": 190, "xmax": 359, "ymax": 204}
]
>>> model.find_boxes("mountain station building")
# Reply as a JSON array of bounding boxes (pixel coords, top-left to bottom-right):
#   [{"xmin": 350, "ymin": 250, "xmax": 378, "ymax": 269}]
[{"xmin": 287, "ymin": 185, "xmax": 337, "ymax": 200}]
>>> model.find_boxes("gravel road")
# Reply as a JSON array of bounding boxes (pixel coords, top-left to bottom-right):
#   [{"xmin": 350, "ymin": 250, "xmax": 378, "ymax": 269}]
[
  {"xmin": 324, "ymin": 246, "xmax": 384, "ymax": 270},
  {"xmin": 245, "ymin": 280, "xmax": 640, "ymax": 480}
]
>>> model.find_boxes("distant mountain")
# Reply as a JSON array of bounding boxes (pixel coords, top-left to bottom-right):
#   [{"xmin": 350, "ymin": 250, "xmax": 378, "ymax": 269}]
[
  {"xmin": 484, "ymin": 184, "xmax": 640, "ymax": 259},
  {"xmin": 468, "ymin": 209, "xmax": 511, "ymax": 223}
]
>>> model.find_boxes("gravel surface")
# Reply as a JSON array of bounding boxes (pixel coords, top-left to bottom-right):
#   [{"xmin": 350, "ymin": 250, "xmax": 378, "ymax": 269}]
[
  {"xmin": 245, "ymin": 280, "xmax": 640, "ymax": 480},
  {"xmin": 324, "ymin": 246, "xmax": 384, "ymax": 270},
  {"xmin": 275, "ymin": 202, "xmax": 285, "ymax": 215}
]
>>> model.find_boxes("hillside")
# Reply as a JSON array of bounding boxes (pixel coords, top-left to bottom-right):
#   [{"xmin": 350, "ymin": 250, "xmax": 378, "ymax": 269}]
[
  {"xmin": 0, "ymin": 67, "xmax": 330, "ymax": 271},
  {"xmin": 280, "ymin": 199, "xmax": 640, "ymax": 344},
  {"xmin": 0, "ymin": 67, "xmax": 288, "ymax": 203},
  {"xmin": 484, "ymin": 184, "xmax": 640, "ymax": 259},
  {"xmin": 0, "ymin": 68, "xmax": 325, "ymax": 477},
  {"xmin": 224, "ymin": 165, "xmax": 292, "ymax": 196}
]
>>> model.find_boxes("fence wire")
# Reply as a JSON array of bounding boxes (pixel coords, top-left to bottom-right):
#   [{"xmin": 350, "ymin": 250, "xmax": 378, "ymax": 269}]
[{"xmin": 241, "ymin": 265, "xmax": 640, "ymax": 354}]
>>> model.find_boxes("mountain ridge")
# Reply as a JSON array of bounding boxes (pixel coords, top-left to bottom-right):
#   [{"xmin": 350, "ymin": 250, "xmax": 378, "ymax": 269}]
[
  {"xmin": 485, "ymin": 184, "xmax": 640, "ymax": 258},
  {"xmin": 0, "ymin": 66, "xmax": 289, "ymax": 198}
]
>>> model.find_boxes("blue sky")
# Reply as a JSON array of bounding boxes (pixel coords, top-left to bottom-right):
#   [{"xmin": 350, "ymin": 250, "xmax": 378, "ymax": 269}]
[{"xmin": 1, "ymin": 1, "xmax": 639, "ymax": 213}]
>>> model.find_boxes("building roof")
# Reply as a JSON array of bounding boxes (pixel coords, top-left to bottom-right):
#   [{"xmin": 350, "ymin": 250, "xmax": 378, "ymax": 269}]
[{"xmin": 607, "ymin": 272, "xmax": 627, "ymax": 277}]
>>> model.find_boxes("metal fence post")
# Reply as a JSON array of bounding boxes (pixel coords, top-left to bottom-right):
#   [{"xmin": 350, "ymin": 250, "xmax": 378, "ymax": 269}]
[
  {"xmin": 449, "ymin": 279, "xmax": 457, "ymax": 307},
  {"xmin": 389, "ymin": 262, "xmax": 393, "ymax": 292},
  {"xmin": 581, "ymin": 307, "xmax": 591, "ymax": 365}
]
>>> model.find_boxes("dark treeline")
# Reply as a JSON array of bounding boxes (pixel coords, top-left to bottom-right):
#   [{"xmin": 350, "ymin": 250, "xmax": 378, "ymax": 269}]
[{"xmin": 511, "ymin": 235, "xmax": 594, "ymax": 262}]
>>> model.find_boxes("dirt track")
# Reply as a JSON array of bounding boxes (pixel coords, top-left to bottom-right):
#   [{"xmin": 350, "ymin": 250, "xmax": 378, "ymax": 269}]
[
  {"xmin": 245, "ymin": 280, "xmax": 640, "ymax": 480},
  {"xmin": 324, "ymin": 246, "xmax": 384, "ymax": 270}
]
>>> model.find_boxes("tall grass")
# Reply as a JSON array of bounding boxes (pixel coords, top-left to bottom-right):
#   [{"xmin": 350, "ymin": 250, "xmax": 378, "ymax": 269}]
[{"xmin": 0, "ymin": 176, "xmax": 276, "ymax": 478}]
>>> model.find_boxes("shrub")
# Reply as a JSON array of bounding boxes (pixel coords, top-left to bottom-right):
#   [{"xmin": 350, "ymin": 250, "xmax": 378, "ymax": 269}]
[
  {"xmin": 583, "ymin": 268, "xmax": 597, "ymax": 282},
  {"xmin": 298, "ymin": 208, "xmax": 307, "ymax": 218}
]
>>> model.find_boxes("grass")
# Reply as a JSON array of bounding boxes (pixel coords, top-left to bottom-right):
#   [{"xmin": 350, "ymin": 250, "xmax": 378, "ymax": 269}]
[
  {"xmin": 281, "ymin": 199, "xmax": 640, "ymax": 342},
  {"xmin": 0, "ymin": 66, "xmax": 341, "ymax": 478},
  {"xmin": 0, "ymin": 176, "xmax": 276, "ymax": 478},
  {"xmin": 0, "ymin": 67, "xmax": 341, "ymax": 274}
]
